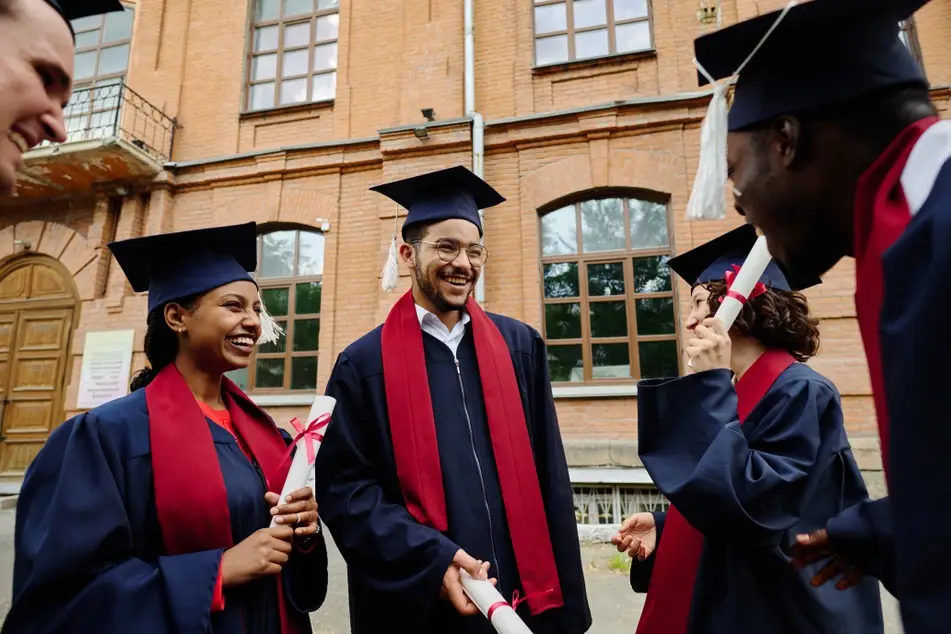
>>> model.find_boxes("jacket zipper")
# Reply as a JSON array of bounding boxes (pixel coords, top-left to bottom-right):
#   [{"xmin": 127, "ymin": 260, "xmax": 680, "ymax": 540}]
[{"xmin": 454, "ymin": 357, "xmax": 504, "ymax": 594}]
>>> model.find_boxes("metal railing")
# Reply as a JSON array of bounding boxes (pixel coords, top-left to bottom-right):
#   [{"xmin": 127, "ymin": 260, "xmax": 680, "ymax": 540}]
[{"xmin": 54, "ymin": 79, "xmax": 176, "ymax": 163}]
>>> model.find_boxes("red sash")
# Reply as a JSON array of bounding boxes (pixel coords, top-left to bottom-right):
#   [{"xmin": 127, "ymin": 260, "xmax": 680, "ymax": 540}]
[
  {"xmin": 146, "ymin": 364, "xmax": 302, "ymax": 633},
  {"xmin": 853, "ymin": 116, "xmax": 939, "ymax": 483},
  {"xmin": 635, "ymin": 349, "xmax": 796, "ymax": 634},
  {"xmin": 380, "ymin": 291, "xmax": 563, "ymax": 614}
]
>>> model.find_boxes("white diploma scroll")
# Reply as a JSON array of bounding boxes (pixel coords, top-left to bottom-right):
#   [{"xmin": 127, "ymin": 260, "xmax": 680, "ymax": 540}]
[
  {"xmin": 687, "ymin": 235, "xmax": 773, "ymax": 368},
  {"xmin": 460, "ymin": 570, "xmax": 534, "ymax": 634},
  {"xmin": 713, "ymin": 234, "xmax": 773, "ymax": 331},
  {"xmin": 269, "ymin": 395, "xmax": 335, "ymax": 528}
]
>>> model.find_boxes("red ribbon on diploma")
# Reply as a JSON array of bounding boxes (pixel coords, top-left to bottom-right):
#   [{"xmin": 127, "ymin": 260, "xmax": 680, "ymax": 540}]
[
  {"xmin": 719, "ymin": 264, "xmax": 767, "ymax": 305},
  {"xmin": 275, "ymin": 412, "xmax": 331, "ymax": 473},
  {"xmin": 486, "ymin": 588, "xmax": 553, "ymax": 621}
]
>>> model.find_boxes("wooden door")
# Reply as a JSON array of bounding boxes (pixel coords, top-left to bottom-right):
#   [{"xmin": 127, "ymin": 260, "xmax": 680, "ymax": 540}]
[{"xmin": 0, "ymin": 258, "xmax": 77, "ymax": 476}]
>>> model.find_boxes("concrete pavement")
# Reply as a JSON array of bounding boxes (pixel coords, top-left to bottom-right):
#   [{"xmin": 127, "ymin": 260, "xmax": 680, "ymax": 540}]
[{"xmin": 0, "ymin": 509, "xmax": 901, "ymax": 632}]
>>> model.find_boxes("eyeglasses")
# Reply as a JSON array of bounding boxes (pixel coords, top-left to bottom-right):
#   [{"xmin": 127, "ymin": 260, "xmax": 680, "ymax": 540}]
[{"xmin": 414, "ymin": 239, "xmax": 489, "ymax": 266}]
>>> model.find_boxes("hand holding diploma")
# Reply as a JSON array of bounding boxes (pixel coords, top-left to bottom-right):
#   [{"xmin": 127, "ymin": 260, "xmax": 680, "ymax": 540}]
[
  {"xmin": 685, "ymin": 317, "xmax": 731, "ymax": 373},
  {"xmin": 442, "ymin": 549, "xmax": 496, "ymax": 616},
  {"xmin": 269, "ymin": 395, "xmax": 335, "ymax": 530},
  {"xmin": 459, "ymin": 565, "xmax": 535, "ymax": 634}
]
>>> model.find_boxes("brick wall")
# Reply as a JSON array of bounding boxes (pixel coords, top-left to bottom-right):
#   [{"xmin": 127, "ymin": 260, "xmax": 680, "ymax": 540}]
[{"xmin": 6, "ymin": 0, "xmax": 951, "ymax": 470}]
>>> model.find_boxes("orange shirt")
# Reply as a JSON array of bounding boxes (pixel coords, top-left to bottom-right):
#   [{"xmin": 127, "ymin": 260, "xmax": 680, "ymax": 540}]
[{"xmin": 197, "ymin": 400, "xmax": 253, "ymax": 460}]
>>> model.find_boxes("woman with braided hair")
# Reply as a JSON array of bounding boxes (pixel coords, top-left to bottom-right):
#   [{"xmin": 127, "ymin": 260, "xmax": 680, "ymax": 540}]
[
  {"xmin": 4, "ymin": 223, "xmax": 327, "ymax": 634},
  {"xmin": 612, "ymin": 225, "xmax": 884, "ymax": 634}
]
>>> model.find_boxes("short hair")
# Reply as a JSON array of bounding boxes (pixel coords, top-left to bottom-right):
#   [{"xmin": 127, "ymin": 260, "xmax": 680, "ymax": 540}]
[
  {"xmin": 401, "ymin": 221, "xmax": 433, "ymax": 246},
  {"xmin": 702, "ymin": 281, "xmax": 820, "ymax": 362}
]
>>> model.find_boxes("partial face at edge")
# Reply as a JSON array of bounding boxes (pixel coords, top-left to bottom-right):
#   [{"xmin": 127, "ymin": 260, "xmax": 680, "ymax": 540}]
[{"xmin": 0, "ymin": 0, "xmax": 73, "ymax": 195}]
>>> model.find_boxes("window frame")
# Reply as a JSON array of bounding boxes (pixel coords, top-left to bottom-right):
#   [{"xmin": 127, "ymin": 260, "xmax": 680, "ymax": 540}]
[
  {"xmin": 899, "ymin": 17, "xmax": 925, "ymax": 69},
  {"xmin": 572, "ymin": 484, "xmax": 670, "ymax": 526},
  {"xmin": 532, "ymin": 0, "xmax": 655, "ymax": 68},
  {"xmin": 65, "ymin": 3, "xmax": 136, "ymax": 137},
  {"xmin": 245, "ymin": 0, "xmax": 340, "ymax": 113},
  {"xmin": 240, "ymin": 227, "xmax": 325, "ymax": 393},
  {"xmin": 538, "ymin": 194, "xmax": 681, "ymax": 386}
]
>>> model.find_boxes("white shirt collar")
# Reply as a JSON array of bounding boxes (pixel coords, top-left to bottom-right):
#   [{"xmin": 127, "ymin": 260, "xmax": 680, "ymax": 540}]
[{"xmin": 414, "ymin": 303, "xmax": 470, "ymax": 333}]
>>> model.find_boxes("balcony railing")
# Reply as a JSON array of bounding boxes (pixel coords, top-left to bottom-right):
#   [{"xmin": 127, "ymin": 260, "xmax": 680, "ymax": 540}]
[{"xmin": 58, "ymin": 79, "xmax": 176, "ymax": 162}]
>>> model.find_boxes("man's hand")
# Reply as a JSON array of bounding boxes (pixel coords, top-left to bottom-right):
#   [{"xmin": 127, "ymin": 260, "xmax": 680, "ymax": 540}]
[
  {"xmin": 441, "ymin": 549, "xmax": 496, "ymax": 616},
  {"xmin": 791, "ymin": 528, "xmax": 864, "ymax": 590}
]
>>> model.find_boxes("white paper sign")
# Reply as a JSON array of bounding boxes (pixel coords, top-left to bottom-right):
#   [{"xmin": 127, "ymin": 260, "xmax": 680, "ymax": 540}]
[{"xmin": 76, "ymin": 330, "xmax": 135, "ymax": 409}]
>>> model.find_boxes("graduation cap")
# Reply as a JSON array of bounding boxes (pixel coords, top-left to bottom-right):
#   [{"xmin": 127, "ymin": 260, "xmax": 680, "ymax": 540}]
[
  {"xmin": 667, "ymin": 224, "xmax": 821, "ymax": 292},
  {"xmin": 45, "ymin": 0, "xmax": 126, "ymax": 35},
  {"xmin": 684, "ymin": 0, "xmax": 931, "ymax": 222},
  {"xmin": 107, "ymin": 223, "xmax": 284, "ymax": 345},
  {"xmin": 371, "ymin": 165, "xmax": 505, "ymax": 293}
]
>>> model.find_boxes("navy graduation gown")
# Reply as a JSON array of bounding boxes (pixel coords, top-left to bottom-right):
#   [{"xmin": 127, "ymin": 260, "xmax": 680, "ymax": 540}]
[
  {"xmin": 313, "ymin": 314, "xmax": 591, "ymax": 634},
  {"xmin": 3, "ymin": 389, "xmax": 328, "ymax": 634},
  {"xmin": 822, "ymin": 118, "xmax": 951, "ymax": 634},
  {"xmin": 637, "ymin": 363, "xmax": 884, "ymax": 633}
]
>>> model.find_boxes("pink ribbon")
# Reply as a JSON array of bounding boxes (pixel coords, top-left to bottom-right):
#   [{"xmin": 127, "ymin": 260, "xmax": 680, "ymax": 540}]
[
  {"xmin": 486, "ymin": 588, "xmax": 553, "ymax": 621},
  {"xmin": 289, "ymin": 413, "xmax": 330, "ymax": 465},
  {"xmin": 719, "ymin": 264, "xmax": 767, "ymax": 305}
]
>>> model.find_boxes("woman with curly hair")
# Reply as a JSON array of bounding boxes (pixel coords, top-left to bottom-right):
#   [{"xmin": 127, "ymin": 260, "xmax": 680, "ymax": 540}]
[{"xmin": 612, "ymin": 225, "xmax": 884, "ymax": 634}]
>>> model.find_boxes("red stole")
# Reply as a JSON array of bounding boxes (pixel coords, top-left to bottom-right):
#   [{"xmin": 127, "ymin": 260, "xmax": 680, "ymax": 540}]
[
  {"xmin": 853, "ymin": 116, "xmax": 939, "ymax": 483},
  {"xmin": 146, "ymin": 364, "xmax": 301, "ymax": 633},
  {"xmin": 380, "ymin": 291, "xmax": 564, "ymax": 614},
  {"xmin": 635, "ymin": 349, "xmax": 796, "ymax": 634}
]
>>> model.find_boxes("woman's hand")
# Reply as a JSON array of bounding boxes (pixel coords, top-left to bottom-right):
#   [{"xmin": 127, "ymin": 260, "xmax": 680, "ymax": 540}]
[
  {"xmin": 220, "ymin": 526, "xmax": 294, "ymax": 587},
  {"xmin": 610, "ymin": 513, "xmax": 658, "ymax": 561},
  {"xmin": 266, "ymin": 487, "xmax": 320, "ymax": 538},
  {"xmin": 686, "ymin": 317, "xmax": 731, "ymax": 373}
]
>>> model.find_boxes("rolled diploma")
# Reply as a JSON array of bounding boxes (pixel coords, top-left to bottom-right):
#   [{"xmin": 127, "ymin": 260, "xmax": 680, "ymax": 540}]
[
  {"xmin": 460, "ymin": 570, "xmax": 534, "ymax": 634},
  {"xmin": 713, "ymin": 234, "xmax": 773, "ymax": 330},
  {"xmin": 269, "ymin": 394, "xmax": 336, "ymax": 528},
  {"xmin": 687, "ymin": 235, "xmax": 773, "ymax": 368}
]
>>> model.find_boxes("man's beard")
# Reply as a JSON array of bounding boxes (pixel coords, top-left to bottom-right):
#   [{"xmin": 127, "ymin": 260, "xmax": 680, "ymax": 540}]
[{"xmin": 415, "ymin": 255, "xmax": 472, "ymax": 313}]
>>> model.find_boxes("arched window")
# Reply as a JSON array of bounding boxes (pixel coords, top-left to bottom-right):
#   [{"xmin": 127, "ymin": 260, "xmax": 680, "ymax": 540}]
[
  {"xmin": 228, "ymin": 227, "xmax": 325, "ymax": 393},
  {"xmin": 539, "ymin": 195, "xmax": 679, "ymax": 384}
]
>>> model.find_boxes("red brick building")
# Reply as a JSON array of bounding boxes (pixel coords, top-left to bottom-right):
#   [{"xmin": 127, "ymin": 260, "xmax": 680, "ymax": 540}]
[{"xmin": 1, "ymin": 0, "xmax": 949, "ymax": 529}]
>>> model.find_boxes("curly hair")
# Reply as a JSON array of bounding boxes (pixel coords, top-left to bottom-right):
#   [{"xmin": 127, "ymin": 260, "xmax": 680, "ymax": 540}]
[
  {"xmin": 129, "ymin": 295, "xmax": 199, "ymax": 391},
  {"xmin": 702, "ymin": 281, "xmax": 820, "ymax": 362}
]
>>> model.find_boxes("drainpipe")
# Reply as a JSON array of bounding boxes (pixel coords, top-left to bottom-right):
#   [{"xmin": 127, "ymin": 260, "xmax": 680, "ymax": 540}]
[{"xmin": 464, "ymin": 0, "xmax": 487, "ymax": 304}]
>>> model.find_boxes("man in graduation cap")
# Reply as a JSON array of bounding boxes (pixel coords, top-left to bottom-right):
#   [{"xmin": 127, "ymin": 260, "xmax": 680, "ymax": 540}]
[
  {"xmin": 0, "ymin": 0, "xmax": 124, "ymax": 195},
  {"xmin": 613, "ymin": 224, "xmax": 883, "ymax": 634},
  {"xmin": 312, "ymin": 165, "xmax": 592, "ymax": 634},
  {"xmin": 688, "ymin": 0, "xmax": 951, "ymax": 631}
]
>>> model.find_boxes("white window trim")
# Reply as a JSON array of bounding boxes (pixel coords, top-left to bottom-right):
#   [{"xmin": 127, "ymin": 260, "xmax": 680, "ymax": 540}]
[
  {"xmin": 553, "ymin": 384, "xmax": 638, "ymax": 398},
  {"xmin": 250, "ymin": 393, "xmax": 316, "ymax": 407}
]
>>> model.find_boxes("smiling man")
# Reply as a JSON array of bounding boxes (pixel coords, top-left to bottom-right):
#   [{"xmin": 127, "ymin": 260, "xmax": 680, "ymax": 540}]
[
  {"xmin": 689, "ymin": 0, "xmax": 951, "ymax": 632},
  {"xmin": 312, "ymin": 165, "xmax": 591, "ymax": 634},
  {"xmin": 0, "ymin": 0, "xmax": 124, "ymax": 196}
]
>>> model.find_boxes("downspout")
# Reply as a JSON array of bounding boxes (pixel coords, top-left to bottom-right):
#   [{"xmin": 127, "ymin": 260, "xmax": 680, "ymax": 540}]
[{"xmin": 464, "ymin": 0, "xmax": 487, "ymax": 303}]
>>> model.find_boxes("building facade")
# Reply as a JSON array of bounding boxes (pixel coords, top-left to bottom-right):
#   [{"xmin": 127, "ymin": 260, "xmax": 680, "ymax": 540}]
[{"xmin": 2, "ymin": 0, "xmax": 949, "ymax": 530}]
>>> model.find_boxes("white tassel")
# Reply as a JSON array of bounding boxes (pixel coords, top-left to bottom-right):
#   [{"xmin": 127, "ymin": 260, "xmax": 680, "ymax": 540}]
[
  {"xmin": 685, "ymin": 71, "xmax": 729, "ymax": 221},
  {"xmin": 257, "ymin": 290, "xmax": 285, "ymax": 346},
  {"xmin": 684, "ymin": 1, "xmax": 798, "ymax": 223},
  {"xmin": 381, "ymin": 235, "xmax": 400, "ymax": 293}
]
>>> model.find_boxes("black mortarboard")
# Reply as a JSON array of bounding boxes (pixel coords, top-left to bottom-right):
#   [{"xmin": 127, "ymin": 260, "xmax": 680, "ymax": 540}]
[
  {"xmin": 668, "ymin": 224, "xmax": 821, "ymax": 292},
  {"xmin": 108, "ymin": 223, "xmax": 259, "ymax": 314},
  {"xmin": 45, "ymin": 0, "xmax": 125, "ymax": 35},
  {"xmin": 694, "ymin": 0, "xmax": 931, "ymax": 131},
  {"xmin": 370, "ymin": 165, "xmax": 506, "ymax": 239}
]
